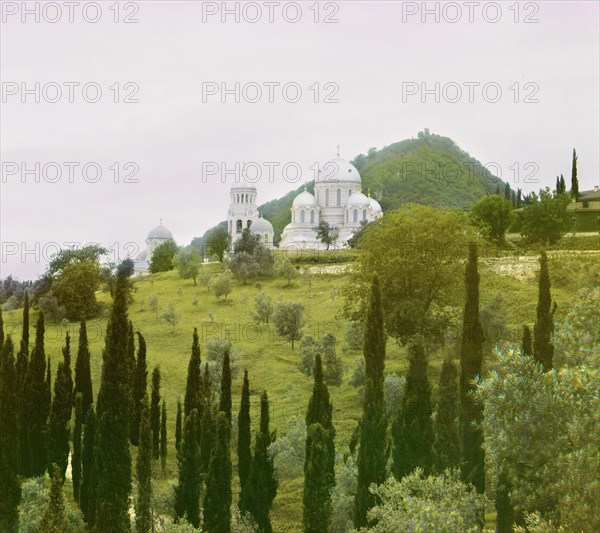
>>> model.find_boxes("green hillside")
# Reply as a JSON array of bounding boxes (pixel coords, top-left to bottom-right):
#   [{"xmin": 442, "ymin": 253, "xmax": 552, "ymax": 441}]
[
  {"xmin": 352, "ymin": 132, "xmax": 506, "ymax": 210},
  {"xmin": 255, "ymin": 132, "xmax": 506, "ymax": 243},
  {"xmin": 6, "ymin": 249, "xmax": 597, "ymax": 531}
]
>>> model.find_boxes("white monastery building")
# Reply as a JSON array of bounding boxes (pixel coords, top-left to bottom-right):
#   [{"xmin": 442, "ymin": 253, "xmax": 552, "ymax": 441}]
[{"xmin": 279, "ymin": 157, "xmax": 383, "ymax": 249}]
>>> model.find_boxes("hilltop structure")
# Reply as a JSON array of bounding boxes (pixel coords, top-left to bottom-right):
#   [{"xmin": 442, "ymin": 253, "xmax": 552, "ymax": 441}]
[
  {"xmin": 279, "ymin": 157, "xmax": 383, "ymax": 249},
  {"xmin": 135, "ymin": 221, "xmax": 174, "ymax": 273}
]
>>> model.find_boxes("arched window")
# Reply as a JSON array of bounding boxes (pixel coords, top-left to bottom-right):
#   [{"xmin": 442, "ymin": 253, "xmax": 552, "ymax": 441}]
[
  {"xmin": 337, "ymin": 189, "xmax": 341, "ymax": 206},
  {"xmin": 236, "ymin": 219, "xmax": 242, "ymax": 233},
  {"xmin": 353, "ymin": 209, "xmax": 358, "ymax": 223},
  {"xmin": 346, "ymin": 210, "xmax": 348, "ymax": 223},
  {"xmin": 301, "ymin": 210, "xmax": 305, "ymax": 223},
  {"xmin": 229, "ymin": 220, "xmax": 232, "ymax": 233},
  {"xmin": 348, "ymin": 189, "xmax": 352, "ymax": 198},
  {"xmin": 247, "ymin": 220, "xmax": 252, "ymax": 229},
  {"xmin": 310, "ymin": 210, "xmax": 314, "ymax": 223},
  {"xmin": 326, "ymin": 189, "xmax": 329, "ymax": 206},
  {"xmin": 362, "ymin": 209, "xmax": 367, "ymax": 221},
  {"xmin": 264, "ymin": 234, "xmax": 269, "ymax": 243}
]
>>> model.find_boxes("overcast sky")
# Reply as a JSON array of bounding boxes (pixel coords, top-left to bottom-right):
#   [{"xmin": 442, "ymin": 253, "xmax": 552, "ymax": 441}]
[{"xmin": 1, "ymin": 0, "xmax": 599, "ymax": 280}]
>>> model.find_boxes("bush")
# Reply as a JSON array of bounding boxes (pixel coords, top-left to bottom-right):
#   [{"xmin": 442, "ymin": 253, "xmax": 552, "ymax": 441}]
[
  {"xmin": 345, "ymin": 321, "xmax": 363, "ymax": 350},
  {"xmin": 268, "ymin": 415, "xmax": 306, "ymax": 480},
  {"xmin": 362, "ymin": 469, "xmax": 487, "ymax": 532},
  {"xmin": 17, "ymin": 477, "xmax": 86, "ymax": 533},
  {"xmin": 36, "ymin": 290, "xmax": 66, "ymax": 322},
  {"xmin": 275, "ymin": 257, "xmax": 299, "ymax": 286},
  {"xmin": 384, "ymin": 373, "xmax": 406, "ymax": 418},
  {"xmin": 349, "ymin": 357, "xmax": 366, "ymax": 387},
  {"xmin": 554, "ymin": 287, "xmax": 600, "ymax": 367},
  {"xmin": 252, "ymin": 291, "xmax": 273, "ymax": 325},
  {"xmin": 212, "ymin": 270, "xmax": 233, "ymax": 301},
  {"xmin": 330, "ymin": 454, "xmax": 358, "ymax": 533}
]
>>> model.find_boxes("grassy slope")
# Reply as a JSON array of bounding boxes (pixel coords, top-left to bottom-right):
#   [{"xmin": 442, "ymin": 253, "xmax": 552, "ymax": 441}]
[{"xmin": 5, "ymin": 250, "xmax": 595, "ymax": 531}]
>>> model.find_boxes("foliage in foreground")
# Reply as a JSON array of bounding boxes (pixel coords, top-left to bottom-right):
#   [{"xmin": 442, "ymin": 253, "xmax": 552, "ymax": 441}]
[
  {"xmin": 359, "ymin": 468, "xmax": 487, "ymax": 533},
  {"xmin": 476, "ymin": 349, "xmax": 600, "ymax": 532}
]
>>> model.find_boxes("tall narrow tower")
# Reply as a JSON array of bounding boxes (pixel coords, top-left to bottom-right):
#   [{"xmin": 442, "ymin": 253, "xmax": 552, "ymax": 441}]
[{"xmin": 228, "ymin": 182, "xmax": 259, "ymax": 246}]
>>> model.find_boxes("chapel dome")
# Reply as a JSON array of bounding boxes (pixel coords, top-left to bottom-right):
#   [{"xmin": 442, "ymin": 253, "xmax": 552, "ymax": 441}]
[
  {"xmin": 250, "ymin": 217, "xmax": 274, "ymax": 233},
  {"xmin": 369, "ymin": 196, "xmax": 383, "ymax": 212},
  {"xmin": 147, "ymin": 224, "xmax": 174, "ymax": 240},
  {"xmin": 346, "ymin": 191, "xmax": 370, "ymax": 207},
  {"xmin": 318, "ymin": 158, "xmax": 361, "ymax": 184},
  {"xmin": 293, "ymin": 190, "xmax": 318, "ymax": 207},
  {"xmin": 230, "ymin": 180, "xmax": 257, "ymax": 191}
]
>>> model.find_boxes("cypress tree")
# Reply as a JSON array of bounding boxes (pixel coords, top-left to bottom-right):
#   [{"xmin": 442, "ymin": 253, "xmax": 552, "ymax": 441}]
[
  {"xmin": 151, "ymin": 365, "xmax": 161, "ymax": 460},
  {"xmin": 504, "ymin": 182, "xmax": 510, "ymax": 201},
  {"xmin": 304, "ymin": 355, "xmax": 335, "ymax": 533},
  {"xmin": 516, "ymin": 189, "xmax": 522, "ymax": 208},
  {"xmin": 63, "ymin": 330, "xmax": 73, "ymax": 400},
  {"xmin": 94, "ymin": 262, "xmax": 133, "ymax": 532},
  {"xmin": 175, "ymin": 399, "xmax": 183, "ymax": 453},
  {"xmin": 127, "ymin": 321, "xmax": 136, "ymax": 445},
  {"xmin": 48, "ymin": 332, "xmax": 73, "ymax": 478},
  {"xmin": 27, "ymin": 311, "xmax": 51, "ymax": 476},
  {"xmin": 74, "ymin": 321, "xmax": 93, "ymax": 419},
  {"xmin": 303, "ymin": 424, "xmax": 333, "ymax": 533},
  {"xmin": 175, "ymin": 408, "xmax": 201, "ymax": 528},
  {"xmin": 392, "ymin": 342, "xmax": 433, "ymax": 479},
  {"xmin": 47, "ymin": 364, "xmax": 71, "ymax": 478},
  {"xmin": 161, "ymin": 400, "xmax": 168, "ymax": 473},
  {"xmin": 496, "ymin": 470, "xmax": 515, "ymax": 533},
  {"xmin": 16, "ymin": 300, "xmax": 30, "ymax": 476},
  {"xmin": 22, "ymin": 290, "xmax": 30, "ymax": 351},
  {"xmin": 238, "ymin": 370, "xmax": 251, "ymax": 509},
  {"xmin": 571, "ymin": 148, "xmax": 579, "ymax": 201},
  {"xmin": 200, "ymin": 363, "xmax": 216, "ymax": 475},
  {"xmin": 354, "ymin": 276, "xmax": 387, "ymax": 528},
  {"xmin": 244, "ymin": 391, "xmax": 277, "ymax": 533},
  {"xmin": 135, "ymin": 392, "xmax": 153, "ymax": 533},
  {"xmin": 460, "ymin": 243, "xmax": 485, "ymax": 493},
  {"xmin": 220, "ymin": 347, "xmax": 232, "ymax": 421},
  {"xmin": 495, "ymin": 184, "xmax": 500, "ymax": 195},
  {"xmin": 533, "ymin": 251, "xmax": 555, "ymax": 371},
  {"xmin": 432, "ymin": 358, "xmax": 460, "ymax": 473},
  {"xmin": 0, "ymin": 336, "xmax": 20, "ymax": 532},
  {"xmin": 204, "ymin": 412, "xmax": 233, "ymax": 533},
  {"xmin": 184, "ymin": 327, "xmax": 202, "ymax": 419},
  {"xmin": 522, "ymin": 325, "xmax": 533, "ymax": 356},
  {"xmin": 0, "ymin": 308, "xmax": 4, "ymax": 352},
  {"xmin": 72, "ymin": 393, "xmax": 83, "ymax": 503},
  {"xmin": 559, "ymin": 174, "xmax": 566, "ymax": 195},
  {"xmin": 131, "ymin": 331, "xmax": 148, "ymax": 446},
  {"xmin": 80, "ymin": 405, "xmax": 96, "ymax": 525},
  {"xmin": 39, "ymin": 464, "xmax": 69, "ymax": 533}
]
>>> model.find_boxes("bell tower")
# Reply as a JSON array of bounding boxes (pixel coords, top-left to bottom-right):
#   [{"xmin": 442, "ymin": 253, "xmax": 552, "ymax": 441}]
[{"xmin": 227, "ymin": 182, "xmax": 259, "ymax": 246}]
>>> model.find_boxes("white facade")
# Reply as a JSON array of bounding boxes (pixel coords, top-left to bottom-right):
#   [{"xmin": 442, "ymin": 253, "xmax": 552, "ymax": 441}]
[
  {"xmin": 279, "ymin": 158, "xmax": 382, "ymax": 249},
  {"xmin": 227, "ymin": 183, "xmax": 274, "ymax": 249}
]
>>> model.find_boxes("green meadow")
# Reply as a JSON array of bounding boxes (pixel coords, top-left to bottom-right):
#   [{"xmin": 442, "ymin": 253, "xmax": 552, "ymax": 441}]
[{"xmin": 3, "ymin": 247, "xmax": 597, "ymax": 532}]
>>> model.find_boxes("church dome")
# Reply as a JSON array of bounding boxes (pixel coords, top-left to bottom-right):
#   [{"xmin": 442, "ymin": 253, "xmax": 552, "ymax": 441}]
[
  {"xmin": 347, "ymin": 191, "xmax": 370, "ymax": 207},
  {"xmin": 369, "ymin": 196, "xmax": 382, "ymax": 212},
  {"xmin": 251, "ymin": 216, "xmax": 274, "ymax": 233},
  {"xmin": 319, "ymin": 158, "xmax": 361, "ymax": 184},
  {"xmin": 293, "ymin": 190, "xmax": 318, "ymax": 207},
  {"xmin": 230, "ymin": 180, "xmax": 257, "ymax": 191},
  {"xmin": 147, "ymin": 224, "xmax": 174, "ymax": 240}
]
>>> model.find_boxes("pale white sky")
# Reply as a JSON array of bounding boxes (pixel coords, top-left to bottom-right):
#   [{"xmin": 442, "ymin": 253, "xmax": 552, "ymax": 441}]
[{"xmin": 1, "ymin": 0, "xmax": 599, "ymax": 279}]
